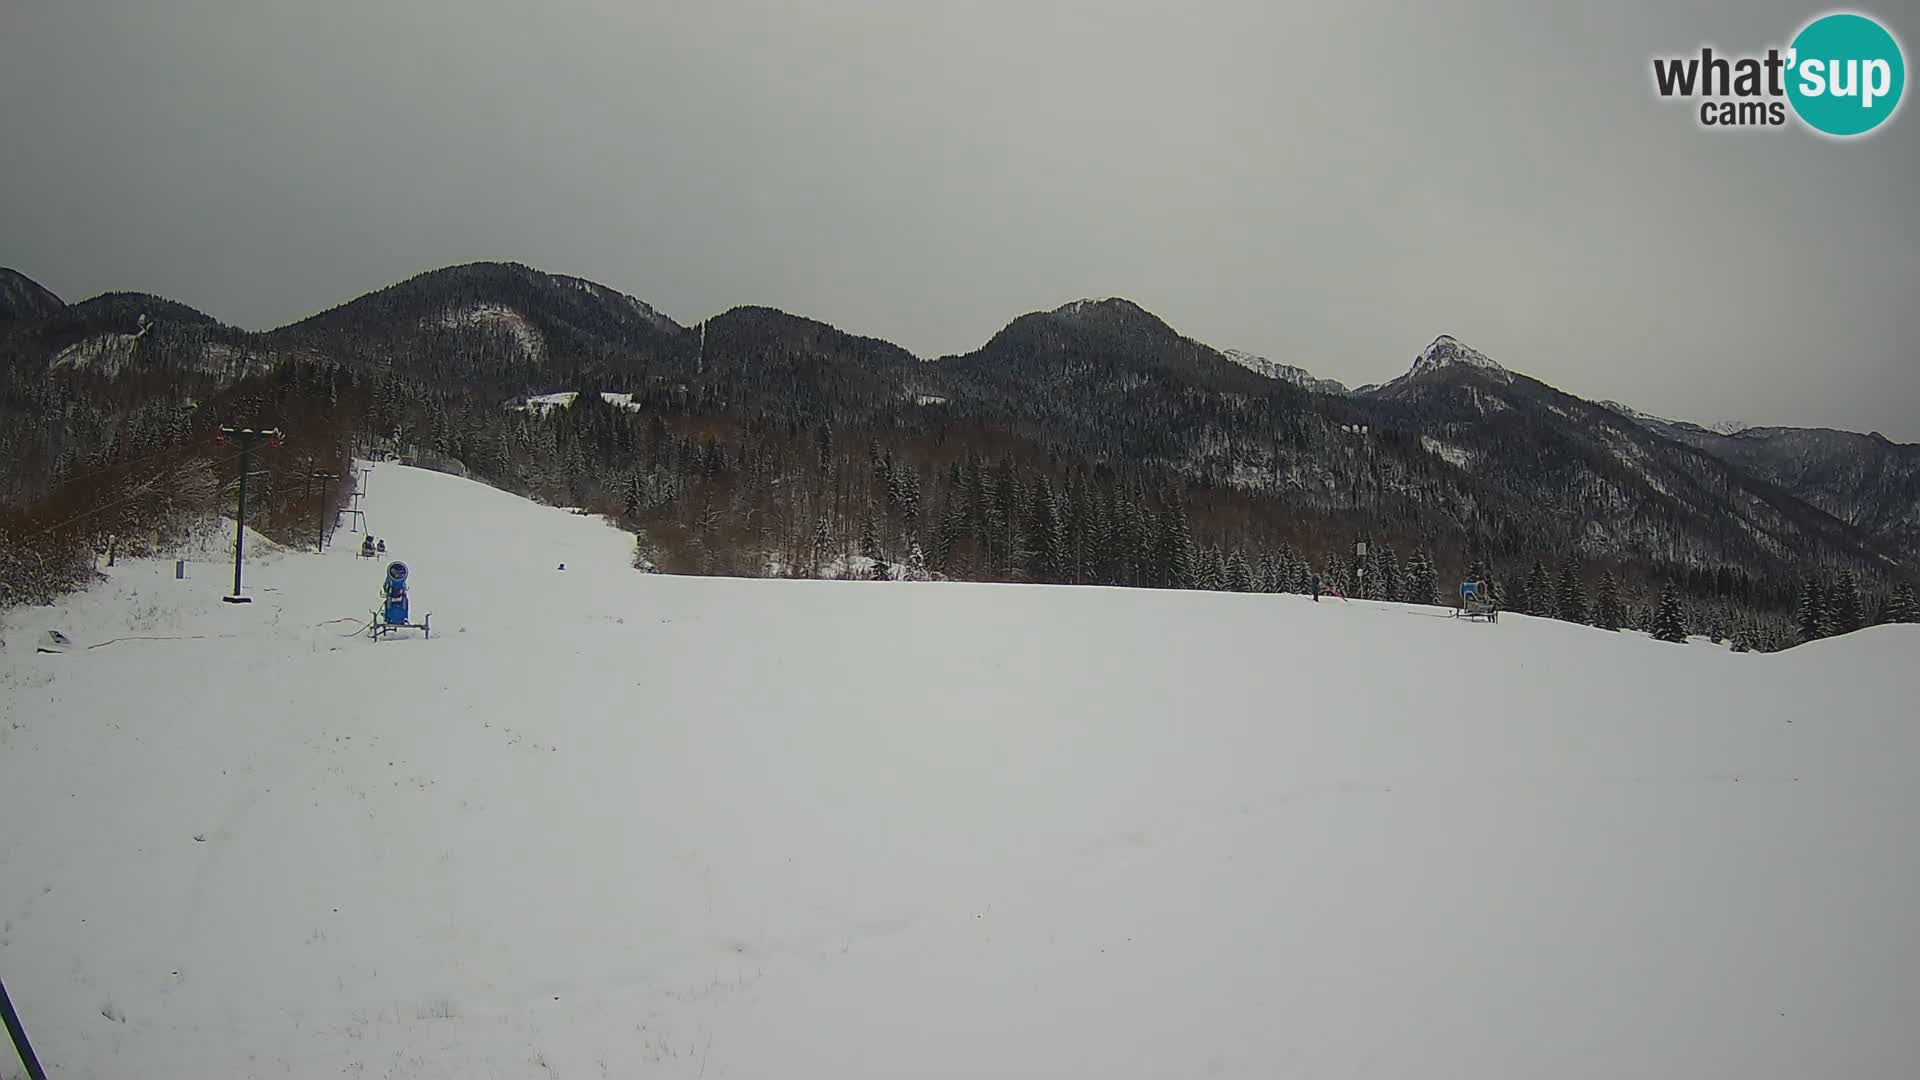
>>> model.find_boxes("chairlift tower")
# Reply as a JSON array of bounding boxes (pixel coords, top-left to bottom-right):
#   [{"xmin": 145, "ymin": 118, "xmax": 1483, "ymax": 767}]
[
  {"xmin": 338, "ymin": 466, "xmax": 368, "ymax": 534},
  {"xmin": 216, "ymin": 427, "xmax": 283, "ymax": 603},
  {"xmin": 1340, "ymin": 423, "xmax": 1373, "ymax": 595},
  {"xmin": 312, "ymin": 471, "xmax": 340, "ymax": 552}
]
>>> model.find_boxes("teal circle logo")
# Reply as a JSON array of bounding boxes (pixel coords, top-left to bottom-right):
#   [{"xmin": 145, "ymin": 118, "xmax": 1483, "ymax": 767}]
[{"xmin": 1787, "ymin": 12, "xmax": 1905, "ymax": 136}]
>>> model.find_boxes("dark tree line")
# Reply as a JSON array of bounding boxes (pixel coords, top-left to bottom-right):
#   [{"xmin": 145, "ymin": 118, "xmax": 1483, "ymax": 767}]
[{"xmin": 7, "ymin": 354, "xmax": 1912, "ymax": 656}]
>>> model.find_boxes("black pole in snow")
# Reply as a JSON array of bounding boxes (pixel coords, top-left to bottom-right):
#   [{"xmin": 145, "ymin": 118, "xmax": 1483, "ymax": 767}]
[
  {"xmin": 228, "ymin": 442, "xmax": 250, "ymax": 601},
  {"xmin": 219, "ymin": 427, "xmax": 283, "ymax": 605},
  {"xmin": 315, "ymin": 471, "xmax": 339, "ymax": 553},
  {"xmin": 0, "ymin": 974, "xmax": 48, "ymax": 1080}
]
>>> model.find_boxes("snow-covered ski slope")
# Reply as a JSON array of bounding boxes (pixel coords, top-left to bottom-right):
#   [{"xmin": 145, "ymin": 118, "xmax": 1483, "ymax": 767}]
[{"xmin": 2, "ymin": 463, "xmax": 1916, "ymax": 1079}]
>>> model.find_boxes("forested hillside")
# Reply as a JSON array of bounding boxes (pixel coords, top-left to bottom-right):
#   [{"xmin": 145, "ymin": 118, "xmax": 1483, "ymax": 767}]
[{"xmin": 3, "ymin": 263, "xmax": 1913, "ymax": 651}]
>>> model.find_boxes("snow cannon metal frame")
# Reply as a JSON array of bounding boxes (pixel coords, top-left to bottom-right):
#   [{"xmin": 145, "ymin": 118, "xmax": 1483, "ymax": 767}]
[
  {"xmin": 1456, "ymin": 580, "xmax": 1499, "ymax": 622},
  {"xmin": 368, "ymin": 560, "xmax": 432, "ymax": 640}
]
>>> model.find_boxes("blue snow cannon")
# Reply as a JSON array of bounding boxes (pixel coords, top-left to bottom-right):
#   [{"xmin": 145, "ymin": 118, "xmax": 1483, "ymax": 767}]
[{"xmin": 382, "ymin": 561, "xmax": 410, "ymax": 625}]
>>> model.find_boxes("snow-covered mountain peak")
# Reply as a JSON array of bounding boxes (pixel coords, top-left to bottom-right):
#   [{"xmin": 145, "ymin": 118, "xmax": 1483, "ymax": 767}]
[
  {"xmin": 1408, "ymin": 334, "xmax": 1509, "ymax": 379},
  {"xmin": 1600, "ymin": 399, "xmax": 1668, "ymax": 425},
  {"xmin": 1601, "ymin": 400, "xmax": 1752, "ymax": 438},
  {"xmin": 1052, "ymin": 297, "xmax": 1144, "ymax": 320},
  {"xmin": 1220, "ymin": 348, "xmax": 1349, "ymax": 395}
]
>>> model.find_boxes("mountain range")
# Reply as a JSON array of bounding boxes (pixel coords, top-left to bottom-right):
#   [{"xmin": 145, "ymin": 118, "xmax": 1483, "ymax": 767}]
[{"xmin": 3, "ymin": 262, "xmax": 1914, "ymax": 589}]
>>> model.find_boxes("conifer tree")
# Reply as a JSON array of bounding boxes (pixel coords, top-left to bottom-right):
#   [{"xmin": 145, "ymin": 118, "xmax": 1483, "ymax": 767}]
[
  {"xmin": 989, "ymin": 458, "xmax": 1022, "ymax": 576},
  {"xmin": 897, "ymin": 463, "xmax": 921, "ymax": 528},
  {"xmin": 861, "ymin": 515, "xmax": 890, "ymax": 580},
  {"xmin": 1368, "ymin": 543, "xmax": 1398, "ymax": 601},
  {"xmin": 1524, "ymin": 560, "xmax": 1554, "ymax": 617},
  {"xmin": 1283, "ymin": 545, "xmax": 1309, "ymax": 593},
  {"xmin": 621, "ymin": 472, "xmax": 642, "ymax": 520},
  {"xmin": 1091, "ymin": 488, "xmax": 1121, "ymax": 586},
  {"xmin": 1651, "ymin": 581, "xmax": 1689, "ymax": 643},
  {"xmin": 815, "ymin": 423, "xmax": 833, "ymax": 475},
  {"xmin": 1797, "ymin": 576, "xmax": 1829, "ymax": 642},
  {"xmin": 1405, "ymin": 549, "xmax": 1439, "ymax": 605},
  {"xmin": 811, "ymin": 515, "xmax": 833, "ymax": 577},
  {"xmin": 1887, "ymin": 582, "xmax": 1918, "ymax": 623},
  {"xmin": 906, "ymin": 538, "xmax": 930, "ymax": 582},
  {"xmin": 1024, "ymin": 477, "xmax": 1062, "ymax": 583},
  {"xmin": 1227, "ymin": 549, "xmax": 1254, "ymax": 593},
  {"xmin": 1325, "ymin": 553, "xmax": 1350, "ymax": 596},
  {"xmin": 1062, "ymin": 472, "xmax": 1090, "ymax": 584},
  {"xmin": 1556, "ymin": 556, "xmax": 1587, "ymax": 624},
  {"xmin": 1199, "ymin": 545, "xmax": 1227, "ymax": 591},
  {"xmin": 934, "ymin": 494, "xmax": 966, "ymax": 574},
  {"xmin": 1829, "ymin": 570, "xmax": 1864, "ymax": 635},
  {"xmin": 1464, "ymin": 556, "xmax": 1497, "ymax": 607},
  {"xmin": 1158, "ymin": 504, "xmax": 1194, "ymax": 589},
  {"xmin": 1257, "ymin": 550, "xmax": 1280, "ymax": 593},
  {"xmin": 1123, "ymin": 496, "xmax": 1151, "ymax": 587},
  {"xmin": 1594, "ymin": 569, "xmax": 1623, "ymax": 630}
]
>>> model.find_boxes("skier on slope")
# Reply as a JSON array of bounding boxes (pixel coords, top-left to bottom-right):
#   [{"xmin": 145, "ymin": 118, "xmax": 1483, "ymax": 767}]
[{"xmin": 1311, "ymin": 573, "xmax": 1321, "ymax": 603}]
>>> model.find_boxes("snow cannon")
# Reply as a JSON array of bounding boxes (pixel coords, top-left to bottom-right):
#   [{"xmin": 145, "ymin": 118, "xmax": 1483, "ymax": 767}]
[
  {"xmin": 367, "ymin": 560, "xmax": 431, "ymax": 641},
  {"xmin": 382, "ymin": 560, "xmax": 410, "ymax": 625},
  {"xmin": 1457, "ymin": 580, "xmax": 1498, "ymax": 622}
]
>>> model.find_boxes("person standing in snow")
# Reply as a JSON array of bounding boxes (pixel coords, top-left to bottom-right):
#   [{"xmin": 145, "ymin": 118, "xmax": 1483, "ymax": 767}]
[{"xmin": 1311, "ymin": 573, "xmax": 1321, "ymax": 602}]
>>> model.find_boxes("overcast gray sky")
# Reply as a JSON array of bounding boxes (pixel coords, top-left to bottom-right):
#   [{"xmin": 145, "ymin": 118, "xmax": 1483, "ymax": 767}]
[{"xmin": 3, "ymin": 0, "xmax": 1915, "ymax": 437}]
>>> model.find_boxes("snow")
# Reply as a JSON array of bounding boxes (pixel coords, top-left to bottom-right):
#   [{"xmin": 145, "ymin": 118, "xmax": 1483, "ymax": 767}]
[
  {"xmin": 508, "ymin": 390, "xmax": 579, "ymax": 412},
  {"xmin": 3, "ymin": 463, "xmax": 1918, "ymax": 1079},
  {"xmin": 1218, "ymin": 349, "xmax": 1349, "ymax": 394},
  {"xmin": 1053, "ymin": 297, "xmax": 1120, "ymax": 316},
  {"xmin": 50, "ymin": 333, "xmax": 142, "ymax": 376},
  {"xmin": 1420, "ymin": 433, "xmax": 1475, "ymax": 469},
  {"xmin": 911, "ymin": 394, "xmax": 948, "ymax": 406},
  {"xmin": 1405, "ymin": 334, "xmax": 1512, "ymax": 382},
  {"xmin": 433, "ymin": 303, "xmax": 544, "ymax": 362},
  {"xmin": 1601, "ymin": 426, "xmax": 1675, "ymax": 497},
  {"xmin": 509, "ymin": 391, "xmax": 645, "ymax": 415},
  {"xmin": 1600, "ymin": 401, "xmax": 1750, "ymax": 438},
  {"xmin": 46, "ymin": 331, "xmax": 259, "ymax": 380},
  {"xmin": 1601, "ymin": 399, "xmax": 1667, "ymax": 424}
]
